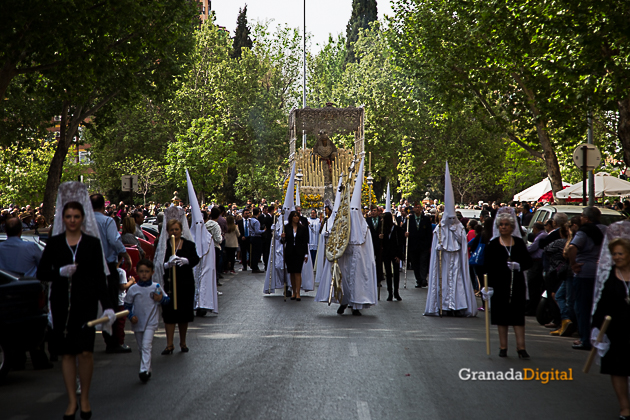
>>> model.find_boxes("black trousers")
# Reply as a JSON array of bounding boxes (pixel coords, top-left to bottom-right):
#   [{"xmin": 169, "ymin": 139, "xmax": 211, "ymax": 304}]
[
  {"xmin": 262, "ymin": 235, "xmax": 272, "ymax": 270},
  {"xmin": 225, "ymin": 247, "xmax": 237, "ymax": 270},
  {"xmin": 526, "ymin": 259, "xmax": 544, "ymax": 315},
  {"xmin": 383, "ymin": 258, "xmax": 400, "ymax": 294},
  {"xmin": 374, "ymin": 253, "xmax": 383, "ymax": 284},
  {"xmin": 240, "ymin": 238, "xmax": 250, "ymax": 270},
  {"xmin": 250, "ymin": 237, "xmax": 262, "ymax": 271},
  {"xmin": 410, "ymin": 247, "xmax": 430, "ymax": 286}
]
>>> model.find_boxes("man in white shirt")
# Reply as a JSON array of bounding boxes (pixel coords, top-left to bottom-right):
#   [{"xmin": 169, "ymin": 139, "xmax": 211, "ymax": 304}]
[{"xmin": 307, "ymin": 209, "xmax": 320, "ymax": 264}]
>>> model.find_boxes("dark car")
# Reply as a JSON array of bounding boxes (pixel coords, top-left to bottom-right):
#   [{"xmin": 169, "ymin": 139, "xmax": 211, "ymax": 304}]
[{"xmin": 0, "ymin": 269, "xmax": 48, "ymax": 379}]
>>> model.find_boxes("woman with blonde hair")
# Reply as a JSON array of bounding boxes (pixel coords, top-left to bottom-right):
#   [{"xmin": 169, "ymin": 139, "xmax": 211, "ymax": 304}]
[
  {"xmin": 224, "ymin": 215, "xmax": 240, "ymax": 274},
  {"xmin": 591, "ymin": 223, "xmax": 630, "ymax": 419}
]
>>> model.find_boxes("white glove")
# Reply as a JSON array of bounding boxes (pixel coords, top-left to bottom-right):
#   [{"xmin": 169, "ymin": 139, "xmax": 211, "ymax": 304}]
[
  {"xmin": 164, "ymin": 256, "xmax": 181, "ymax": 269},
  {"xmin": 507, "ymin": 261, "xmax": 521, "ymax": 272},
  {"xmin": 175, "ymin": 257, "xmax": 189, "ymax": 267},
  {"xmin": 102, "ymin": 309, "xmax": 116, "ymax": 336},
  {"xmin": 59, "ymin": 264, "xmax": 78, "ymax": 277},
  {"xmin": 591, "ymin": 328, "xmax": 611, "ymax": 359},
  {"xmin": 481, "ymin": 286, "xmax": 494, "ymax": 303}
]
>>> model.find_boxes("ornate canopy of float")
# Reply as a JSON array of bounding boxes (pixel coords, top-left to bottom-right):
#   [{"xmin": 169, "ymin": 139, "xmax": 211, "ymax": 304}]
[{"xmin": 286, "ymin": 105, "xmax": 369, "ymax": 208}]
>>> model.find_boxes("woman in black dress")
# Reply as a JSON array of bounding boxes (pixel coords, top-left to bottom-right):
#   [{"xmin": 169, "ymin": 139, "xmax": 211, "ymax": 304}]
[
  {"xmin": 37, "ymin": 201, "xmax": 113, "ymax": 420},
  {"xmin": 592, "ymin": 238, "xmax": 630, "ymax": 419},
  {"xmin": 281, "ymin": 211, "xmax": 309, "ymax": 300},
  {"xmin": 161, "ymin": 219, "xmax": 200, "ymax": 354},
  {"xmin": 379, "ymin": 212, "xmax": 405, "ymax": 301},
  {"xmin": 483, "ymin": 212, "xmax": 533, "ymax": 358}
]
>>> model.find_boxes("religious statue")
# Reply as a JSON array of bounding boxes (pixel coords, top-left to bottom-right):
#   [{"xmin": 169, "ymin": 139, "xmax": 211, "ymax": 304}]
[{"xmin": 313, "ymin": 130, "xmax": 338, "ymax": 184}]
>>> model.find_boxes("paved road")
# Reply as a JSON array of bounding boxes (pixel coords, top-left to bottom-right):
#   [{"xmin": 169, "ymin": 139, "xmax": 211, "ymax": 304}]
[{"xmin": 1, "ymin": 270, "xmax": 616, "ymax": 420}]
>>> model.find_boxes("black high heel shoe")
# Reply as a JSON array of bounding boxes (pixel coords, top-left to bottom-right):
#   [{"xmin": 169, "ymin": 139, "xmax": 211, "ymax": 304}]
[
  {"xmin": 517, "ymin": 349, "xmax": 530, "ymax": 359},
  {"xmin": 161, "ymin": 345, "xmax": 174, "ymax": 355},
  {"xmin": 80, "ymin": 409, "xmax": 92, "ymax": 420},
  {"xmin": 498, "ymin": 348, "xmax": 508, "ymax": 357},
  {"xmin": 63, "ymin": 404, "xmax": 79, "ymax": 420},
  {"xmin": 180, "ymin": 345, "xmax": 189, "ymax": 353}
]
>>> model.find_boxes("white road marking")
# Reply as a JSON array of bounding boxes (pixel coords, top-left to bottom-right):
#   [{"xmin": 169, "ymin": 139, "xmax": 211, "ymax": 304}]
[
  {"xmin": 357, "ymin": 401, "xmax": 371, "ymax": 420},
  {"xmin": 349, "ymin": 342, "xmax": 358, "ymax": 357},
  {"xmin": 37, "ymin": 392, "xmax": 63, "ymax": 403}
]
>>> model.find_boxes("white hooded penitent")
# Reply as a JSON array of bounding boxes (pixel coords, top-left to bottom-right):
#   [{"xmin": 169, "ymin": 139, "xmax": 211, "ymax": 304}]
[
  {"xmin": 186, "ymin": 169, "xmax": 217, "ymax": 313},
  {"xmin": 424, "ymin": 161, "xmax": 477, "ymax": 317}
]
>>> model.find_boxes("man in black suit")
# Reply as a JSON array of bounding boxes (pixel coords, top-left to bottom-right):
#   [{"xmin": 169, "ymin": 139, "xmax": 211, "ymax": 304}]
[
  {"xmin": 406, "ymin": 202, "xmax": 432, "ymax": 288},
  {"xmin": 295, "ymin": 206, "xmax": 309, "ymax": 227},
  {"xmin": 261, "ymin": 205, "xmax": 274, "ymax": 271},
  {"xmin": 248, "ymin": 207, "xmax": 266, "ymax": 273},
  {"xmin": 237, "ymin": 209, "xmax": 251, "ymax": 271},
  {"xmin": 366, "ymin": 206, "xmax": 384, "ymax": 288}
]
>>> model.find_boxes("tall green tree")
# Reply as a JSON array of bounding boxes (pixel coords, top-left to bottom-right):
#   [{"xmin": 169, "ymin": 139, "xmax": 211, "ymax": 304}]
[
  {"xmin": 390, "ymin": 0, "xmax": 586, "ymax": 198},
  {"xmin": 2, "ymin": 0, "xmax": 197, "ymax": 219},
  {"xmin": 345, "ymin": 0, "xmax": 378, "ymax": 65},
  {"xmin": 231, "ymin": 5, "xmax": 253, "ymax": 59},
  {"xmin": 308, "ymin": 34, "xmax": 346, "ymax": 107}
]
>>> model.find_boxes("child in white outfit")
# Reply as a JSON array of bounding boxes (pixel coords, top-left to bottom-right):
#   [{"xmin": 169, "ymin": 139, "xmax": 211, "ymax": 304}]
[{"xmin": 124, "ymin": 259, "xmax": 169, "ymax": 383}]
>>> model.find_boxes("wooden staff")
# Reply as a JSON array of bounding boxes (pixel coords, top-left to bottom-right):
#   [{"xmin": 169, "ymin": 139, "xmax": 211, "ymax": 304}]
[
  {"xmin": 583, "ymin": 315, "xmax": 612, "ymax": 373},
  {"xmin": 404, "ymin": 214, "xmax": 410, "ymax": 289},
  {"xmin": 86, "ymin": 310, "xmax": 130, "ymax": 328},
  {"xmin": 171, "ymin": 234, "xmax": 178, "ymax": 310},
  {"xmin": 484, "ymin": 274, "xmax": 490, "ymax": 355}
]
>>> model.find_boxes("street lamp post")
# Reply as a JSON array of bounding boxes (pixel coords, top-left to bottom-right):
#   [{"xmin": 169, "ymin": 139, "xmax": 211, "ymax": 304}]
[{"xmin": 302, "ymin": 0, "xmax": 307, "ymax": 150}]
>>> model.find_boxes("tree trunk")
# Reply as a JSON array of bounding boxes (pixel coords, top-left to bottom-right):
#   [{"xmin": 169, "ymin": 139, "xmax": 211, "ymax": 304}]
[
  {"xmin": 534, "ymin": 120, "xmax": 565, "ymax": 201},
  {"xmin": 41, "ymin": 103, "xmax": 71, "ymax": 223},
  {"xmin": 0, "ymin": 60, "xmax": 18, "ymax": 100},
  {"xmin": 511, "ymin": 72, "xmax": 564, "ymax": 200},
  {"xmin": 619, "ymin": 97, "xmax": 630, "ymax": 168}
]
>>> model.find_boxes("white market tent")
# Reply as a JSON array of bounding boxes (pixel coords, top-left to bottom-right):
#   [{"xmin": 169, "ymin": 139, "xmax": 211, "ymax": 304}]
[
  {"xmin": 556, "ymin": 172, "xmax": 630, "ymax": 199},
  {"xmin": 513, "ymin": 178, "xmax": 571, "ymax": 202}
]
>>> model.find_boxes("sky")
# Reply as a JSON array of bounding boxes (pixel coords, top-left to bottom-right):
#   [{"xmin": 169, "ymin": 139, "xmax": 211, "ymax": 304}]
[{"xmin": 210, "ymin": 0, "xmax": 394, "ymax": 51}]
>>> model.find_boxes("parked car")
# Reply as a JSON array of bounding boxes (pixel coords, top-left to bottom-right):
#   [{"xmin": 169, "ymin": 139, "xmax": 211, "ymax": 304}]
[
  {"xmin": 0, "ymin": 231, "xmax": 46, "ymax": 251},
  {"xmin": 457, "ymin": 209, "xmax": 481, "ymax": 221},
  {"xmin": 0, "ymin": 269, "xmax": 48, "ymax": 379}
]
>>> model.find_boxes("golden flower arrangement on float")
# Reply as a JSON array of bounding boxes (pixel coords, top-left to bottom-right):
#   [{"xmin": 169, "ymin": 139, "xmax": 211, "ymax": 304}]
[{"xmin": 283, "ymin": 173, "xmax": 374, "ymax": 209}]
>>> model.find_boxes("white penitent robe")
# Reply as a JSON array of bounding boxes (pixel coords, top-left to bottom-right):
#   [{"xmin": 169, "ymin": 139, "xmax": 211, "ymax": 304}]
[
  {"xmin": 315, "ymin": 217, "xmax": 378, "ymax": 309},
  {"xmin": 424, "ymin": 222, "xmax": 477, "ymax": 317},
  {"xmin": 263, "ymin": 221, "xmax": 315, "ymax": 294},
  {"xmin": 314, "ymin": 217, "xmax": 333, "ymax": 282}
]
